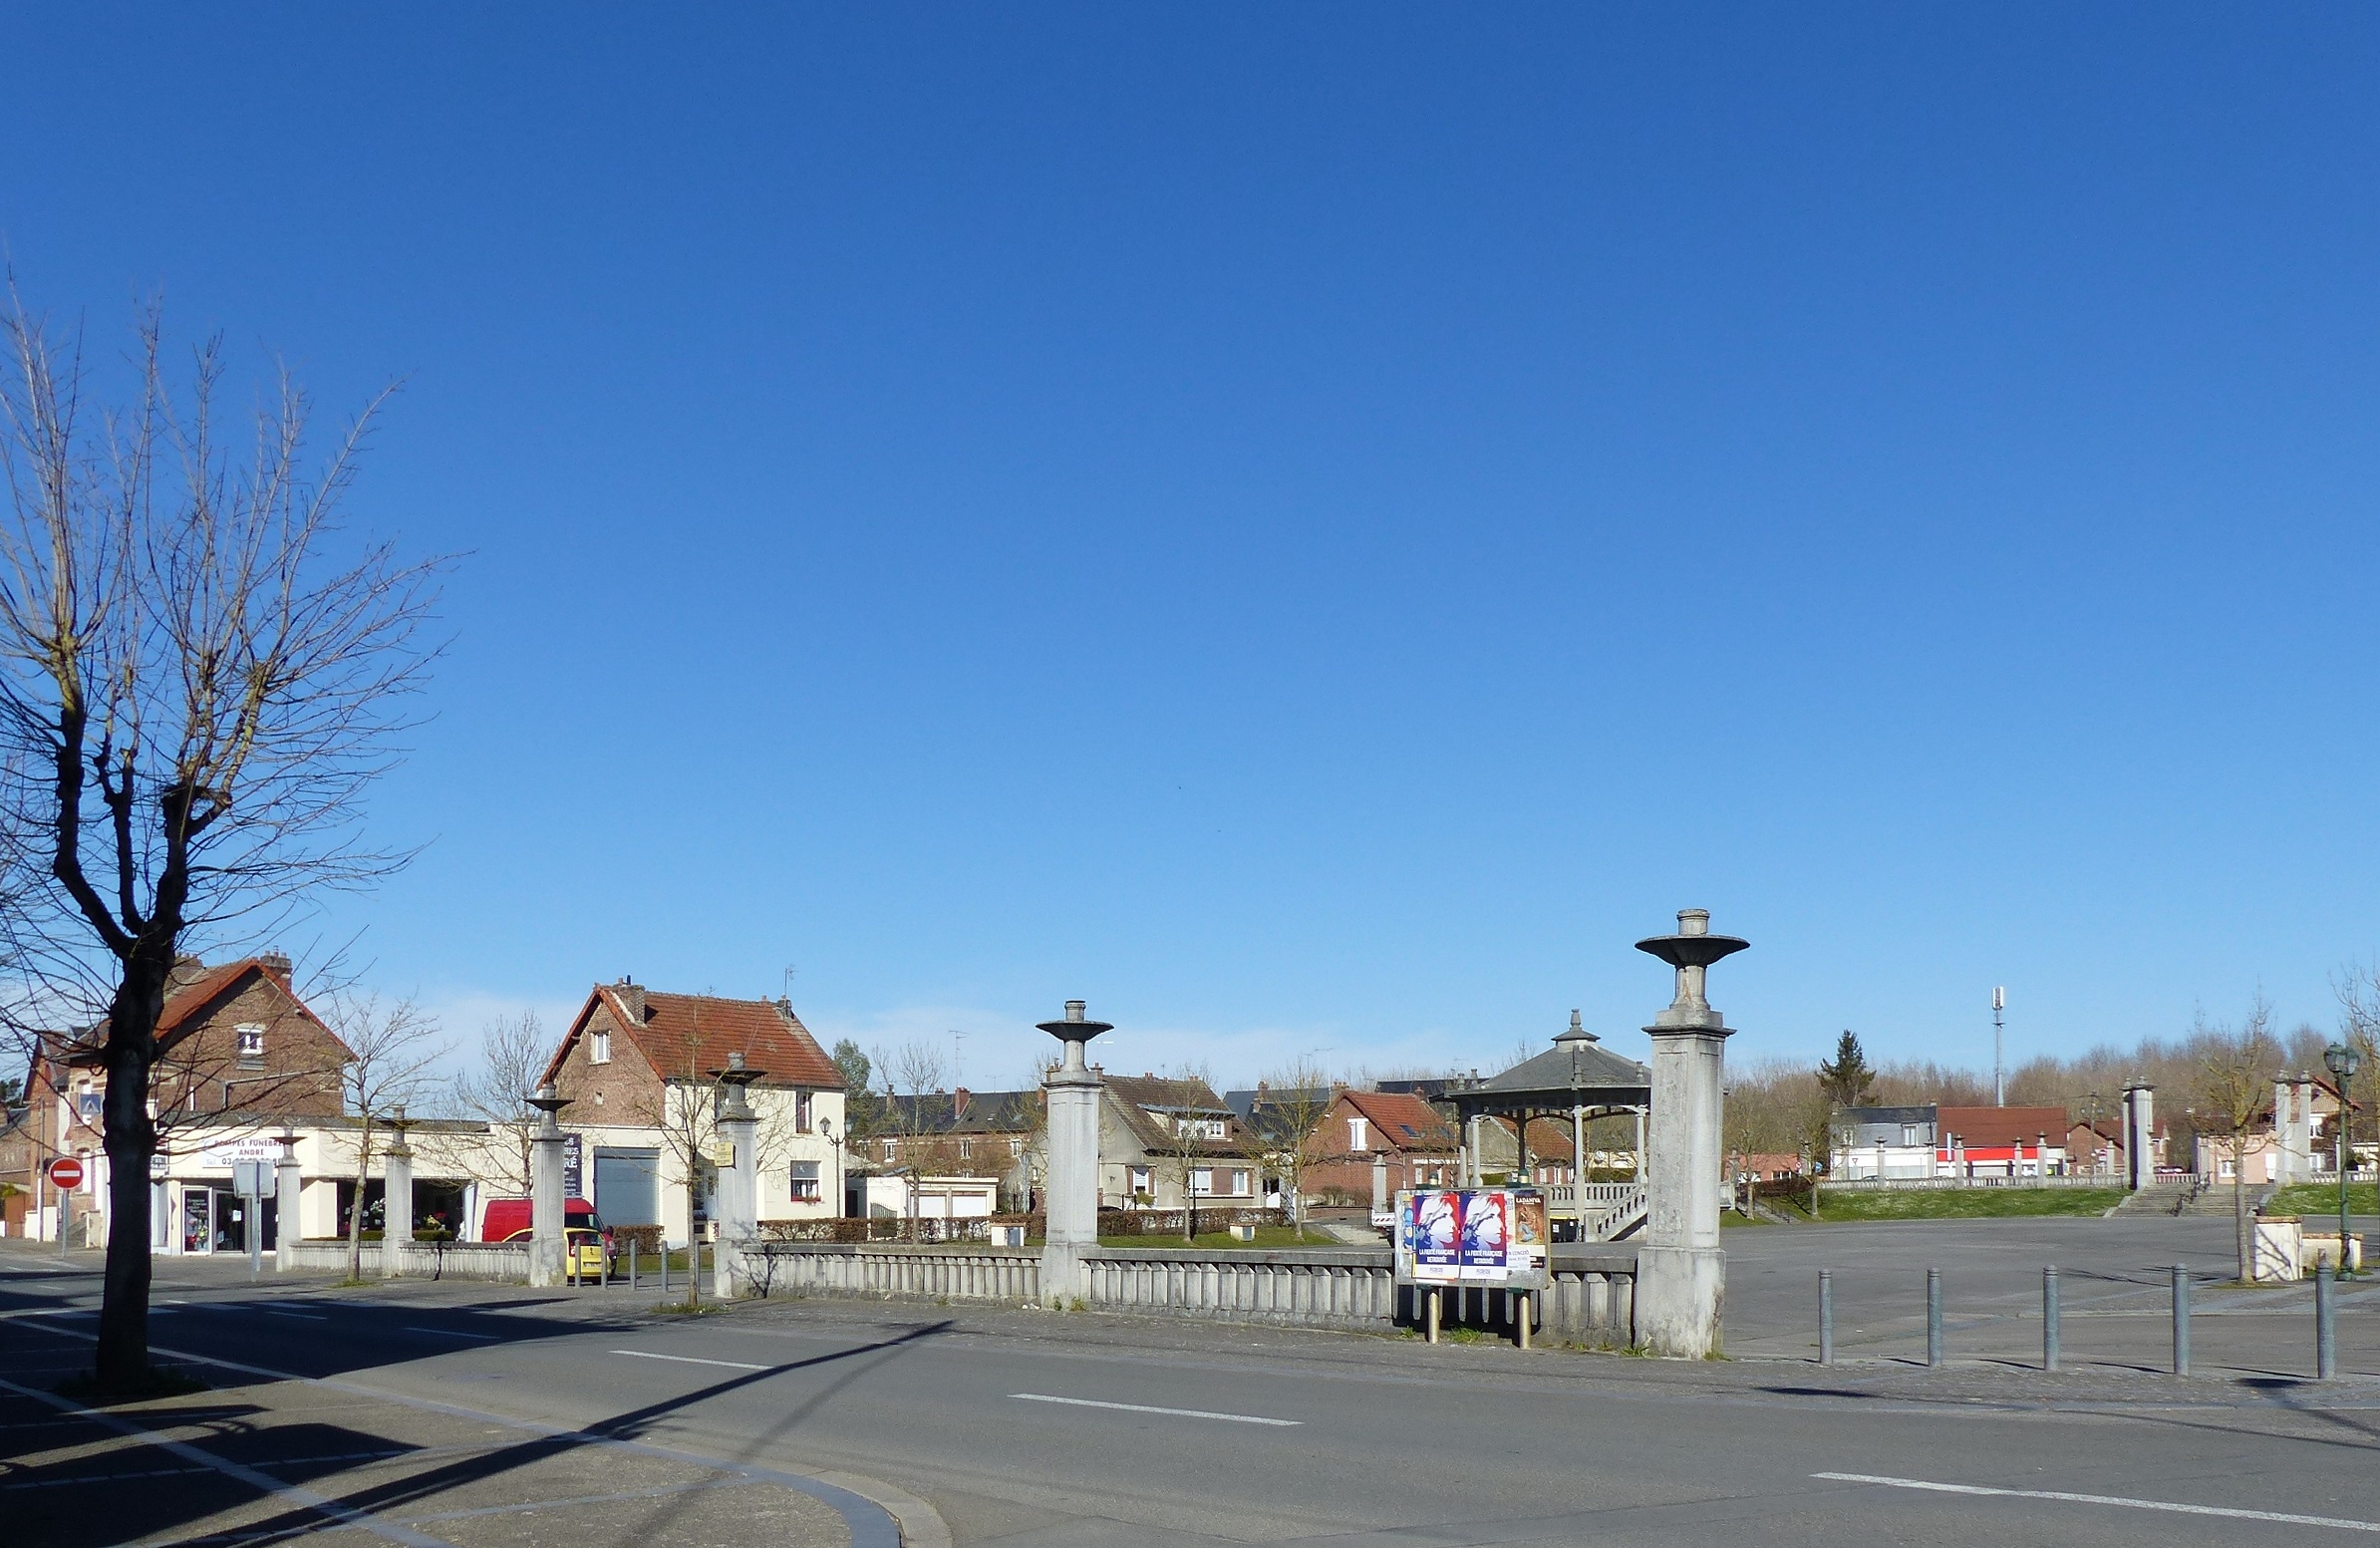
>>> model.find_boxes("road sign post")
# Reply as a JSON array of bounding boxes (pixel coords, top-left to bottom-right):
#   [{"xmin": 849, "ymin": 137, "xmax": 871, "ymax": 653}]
[{"xmin": 46, "ymin": 1156, "xmax": 83, "ymax": 1257}]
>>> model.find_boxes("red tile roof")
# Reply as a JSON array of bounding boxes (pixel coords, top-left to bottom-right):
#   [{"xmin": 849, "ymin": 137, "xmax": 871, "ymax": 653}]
[
  {"xmin": 1934, "ymin": 1106, "xmax": 2070, "ymax": 1148},
  {"xmin": 564, "ymin": 985, "xmax": 843, "ymax": 1089},
  {"xmin": 1336, "ymin": 1089, "xmax": 1457, "ymax": 1151},
  {"xmin": 74, "ymin": 957, "xmax": 339, "ymax": 1060}
]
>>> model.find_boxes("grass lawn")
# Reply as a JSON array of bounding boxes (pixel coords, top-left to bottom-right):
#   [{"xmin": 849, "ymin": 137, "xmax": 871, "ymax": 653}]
[
  {"xmin": 2264, "ymin": 1183, "xmax": 2380, "ymax": 1218},
  {"xmin": 1094, "ymin": 1226, "xmax": 1351, "ymax": 1250},
  {"xmin": 1785, "ymin": 1187, "xmax": 2128, "ymax": 1222}
]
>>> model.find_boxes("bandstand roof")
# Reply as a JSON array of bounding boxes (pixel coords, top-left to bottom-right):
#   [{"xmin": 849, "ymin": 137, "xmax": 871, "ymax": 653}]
[{"xmin": 1448, "ymin": 1018, "xmax": 1650, "ymax": 1117}]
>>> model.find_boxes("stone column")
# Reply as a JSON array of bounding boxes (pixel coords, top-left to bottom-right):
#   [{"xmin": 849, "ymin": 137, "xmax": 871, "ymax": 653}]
[
  {"xmin": 1462, "ymin": 1114, "xmax": 1481, "ymax": 1184},
  {"xmin": 1370, "ymin": 1156, "xmax": 1388, "ymax": 1216},
  {"xmin": 274, "ymin": 1130, "xmax": 301, "ymax": 1273},
  {"xmin": 2123, "ymin": 1082, "xmax": 2155, "ymax": 1190},
  {"xmin": 1634, "ymin": 908, "xmax": 1749, "ymax": 1359},
  {"xmin": 381, "ymin": 1113, "xmax": 415, "ymax": 1279},
  {"xmin": 1038, "ymin": 1001, "xmax": 1110, "ymax": 1307},
  {"xmin": 713, "ymin": 1053, "xmax": 762, "ymax": 1298},
  {"xmin": 527, "ymin": 1084, "xmax": 571, "ymax": 1288}
]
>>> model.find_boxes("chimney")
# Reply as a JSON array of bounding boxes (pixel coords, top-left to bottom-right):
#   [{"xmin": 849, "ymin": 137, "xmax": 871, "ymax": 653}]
[
  {"xmin": 954, "ymin": 1086, "xmax": 971, "ymax": 1117},
  {"xmin": 257, "ymin": 951, "xmax": 293, "ymax": 979},
  {"xmin": 611, "ymin": 982, "xmax": 647, "ymax": 1022}
]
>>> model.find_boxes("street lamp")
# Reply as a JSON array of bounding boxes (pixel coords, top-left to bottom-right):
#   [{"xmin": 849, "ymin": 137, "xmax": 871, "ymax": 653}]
[{"xmin": 2326, "ymin": 1041, "xmax": 2362, "ymax": 1272}]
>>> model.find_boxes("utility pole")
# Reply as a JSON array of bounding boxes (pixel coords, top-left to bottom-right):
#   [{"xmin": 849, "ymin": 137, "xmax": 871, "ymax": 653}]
[{"xmin": 1992, "ymin": 986, "xmax": 2006, "ymax": 1107}]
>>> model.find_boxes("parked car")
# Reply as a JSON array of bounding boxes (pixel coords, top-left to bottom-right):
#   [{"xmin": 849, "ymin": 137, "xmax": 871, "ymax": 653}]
[{"xmin": 480, "ymin": 1196, "xmax": 614, "ymax": 1270}]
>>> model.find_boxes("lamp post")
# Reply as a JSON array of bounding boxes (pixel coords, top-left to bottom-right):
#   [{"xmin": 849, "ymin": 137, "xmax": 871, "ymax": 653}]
[{"xmin": 2326, "ymin": 1042, "xmax": 2361, "ymax": 1273}]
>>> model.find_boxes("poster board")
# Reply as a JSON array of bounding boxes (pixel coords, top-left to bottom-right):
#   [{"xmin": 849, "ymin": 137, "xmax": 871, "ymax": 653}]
[{"xmin": 1393, "ymin": 1188, "xmax": 1549, "ymax": 1290}]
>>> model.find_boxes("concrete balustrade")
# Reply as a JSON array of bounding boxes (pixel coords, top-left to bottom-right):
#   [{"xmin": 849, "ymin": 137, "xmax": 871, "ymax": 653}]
[
  {"xmin": 750, "ymin": 1241, "xmax": 1637, "ymax": 1345},
  {"xmin": 756, "ymin": 1244, "xmax": 1042, "ymax": 1302},
  {"xmin": 286, "ymin": 1240, "xmax": 529, "ymax": 1281}
]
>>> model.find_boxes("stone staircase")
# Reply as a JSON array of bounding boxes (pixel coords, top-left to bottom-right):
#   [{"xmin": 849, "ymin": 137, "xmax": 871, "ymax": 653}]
[
  {"xmin": 2185, "ymin": 1180, "xmax": 2274, "ymax": 1217},
  {"xmin": 2113, "ymin": 1180, "xmax": 2194, "ymax": 1216}
]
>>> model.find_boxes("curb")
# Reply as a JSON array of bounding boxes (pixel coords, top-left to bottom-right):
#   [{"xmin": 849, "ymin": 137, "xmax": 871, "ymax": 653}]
[{"xmin": 816, "ymin": 1469, "xmax": 955, "ymax": 1548}]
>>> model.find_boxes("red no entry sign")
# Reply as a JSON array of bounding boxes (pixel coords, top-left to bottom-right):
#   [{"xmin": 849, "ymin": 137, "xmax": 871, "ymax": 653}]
[{"xmin": 47, "ymin": 1156, "xmax": 84, "ymax": 1189}]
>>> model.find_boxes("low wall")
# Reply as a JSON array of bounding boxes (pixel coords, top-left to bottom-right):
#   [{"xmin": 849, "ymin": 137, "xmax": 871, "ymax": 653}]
[
  {"xmin": 1085, "ymin": 1247, "xmax": 1393, "ymax": 1330},
  {"xmin": 284, "ymin": 1239, "xmax": 530, "ymax": 1281},
  {"xmin": 750, "ymin": 1241, "xmax": 1637, "ymax": 1345},
  {"xmin": 748, "ymin": 1244, "xmax": 1041, "ymax": 1302}
]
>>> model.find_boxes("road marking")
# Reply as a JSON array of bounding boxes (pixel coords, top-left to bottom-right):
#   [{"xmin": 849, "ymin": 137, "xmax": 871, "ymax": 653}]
[
  {"xmin": 407, "ymin": 1327, "xmax": 499, "ymax": 1340},
  {"xmin": 1011, "ymin": 1393, "xmax": 1301, "ymax": 1426},
  {"xmin": 610, "ymin": 1349, "xmax": 772, "ymax": 1372},
  {"xmin": 258, "ymin": 1308, "xmax": 326, "ymax": 1321},
  {"xmin": 1814, "ymin": 1472, "xmax": 2380, "ymax": 1532}
]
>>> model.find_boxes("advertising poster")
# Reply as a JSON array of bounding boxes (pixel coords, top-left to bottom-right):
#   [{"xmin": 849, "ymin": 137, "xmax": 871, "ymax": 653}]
[
  {"xmin": 1396, "ymin": 1188, "xmax": 1548, "ymax": 1289},
  {"xmin": 1407, "ymin": 1189, "xmax": 1461, "ymax": 1280},
  {"xmin": 1459, "ymin": 1188, "xmax": 1509, "ymax": 1279}
]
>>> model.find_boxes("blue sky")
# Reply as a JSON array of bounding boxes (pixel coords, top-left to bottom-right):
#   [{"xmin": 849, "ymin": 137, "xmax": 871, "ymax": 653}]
[{"xmin": 5, "ymin": 9, "xmax": 2377, "ymax": 1091}]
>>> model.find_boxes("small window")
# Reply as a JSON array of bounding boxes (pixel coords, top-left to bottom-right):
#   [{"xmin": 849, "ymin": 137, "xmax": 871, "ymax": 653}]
[
  {"xmin": 236, "ymin": 1026, "xmax": 265, "ymax": 1061},
  {"xmin": 959, "ymin": 1138, "xmax": 973, "ymax": 1160},
  {"xmin": 1191, "ymin": 1167, "xmax": 1214, "ymax": 1196},
  {"xmin": 789, "ymin": 1161, "xmax": 821, "ymax": 1201},
  {"xmin": 1009, "ymin": 1136, "xmax": 1024, "ymax": 1156},
  {"xmin": 794, "ymin": 1090, "xmax": 812, "ymax": 1131},
  {"xmin": 1348, "ymin": 1116, "xmax": 1369, "ymax": 1150},
  {"xmin": 1129, "ymin": 1165, "xmax": 1152, "ymax": 1196},
  {"xmin": 589, "ymin": 1031, "xmax": 611, "ymax": 1066},
  {"xmin": 883, "ymin": 1138, "xmax": 897, "ymax": 1162},
  {"xmin": 1230, "ymin": 1169, "xmax": 1249, "ymax": 1196}
]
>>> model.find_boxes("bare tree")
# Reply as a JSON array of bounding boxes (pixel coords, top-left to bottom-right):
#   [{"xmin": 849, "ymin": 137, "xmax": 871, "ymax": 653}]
[
  {"xmin": 0, "ymin": 293, "xmax": 442, "ymax": 1388},
  {"xmin": 2197, "ymin": 996, "xmax": 2278, "ymax": 1284},
  {"xmin": 332, "ymin": 993, "xmax": 449, "ymax": 1281},
  {"xmin": 452, "ymin": 1010, "xmax": 547, "ymax": 1196},
  {"xmin": 881, "ymin": 1040, "xmax": 948, "ymax": 1240},
  {"xmin": 1239, "ymin": 1062, "xmax": 1335, "ymax": 1239},
  {"xmin": 2336, "ymin": 962, "xmax": 2380, "ymax": 1177},
  {"xmin": 1146, "ymin": 1061, "xmax": 1223, "ymax": 1243}
]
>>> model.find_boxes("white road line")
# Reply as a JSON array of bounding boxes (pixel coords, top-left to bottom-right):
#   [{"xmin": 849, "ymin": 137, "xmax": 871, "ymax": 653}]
[
  {"xmin": 258, "ymin": 1308, "xmax": 326, "ymax": 1321},
  {"xmin": 1815, "ymin": 1472, "xmax": 2380, "ymax": 1532},
  {"xmin": 610, "ymin": 1349, "xmax": 773, "ymax": 1372},
  {"xmin": 1011, "ymin": 1393, "xmax": 1301, "ymax": 1426},
  {"xmin": 407, "ymin": 1327, "xmax": 499, "ymax": 1340}
]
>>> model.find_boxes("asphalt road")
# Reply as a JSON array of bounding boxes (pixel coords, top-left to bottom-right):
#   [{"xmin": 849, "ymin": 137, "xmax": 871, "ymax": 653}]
[{"xmin": 11, "ymin": 1230, "xmax": 2380, "ymax": 1546}]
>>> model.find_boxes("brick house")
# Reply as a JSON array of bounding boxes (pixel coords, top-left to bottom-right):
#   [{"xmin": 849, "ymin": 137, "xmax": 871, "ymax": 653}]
[
  {"xmin": 2, "ymin": 953, "xmax": 352, "ymax": 1244},
  {"xmin": 1302, "ymin": 1089, "xmax": 1460, "ymax": 1207},
  {"xmin": 542, "ymin": 980, "xmax": 846, "ymax": 1246},
  {"xmin": 871, "ymin": 1087, "xmax": 1042, "ymax": 1215}
]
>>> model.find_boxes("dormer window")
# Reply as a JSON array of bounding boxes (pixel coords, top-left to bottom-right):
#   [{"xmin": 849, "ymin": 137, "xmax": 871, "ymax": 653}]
[
  {"xmin": 589, "ymin": 1031, "xmax": 611, "ymax": 1066},
  {"xmin": 236, "ymin": 1025, "xmax": 265, "ymax": 1062}
]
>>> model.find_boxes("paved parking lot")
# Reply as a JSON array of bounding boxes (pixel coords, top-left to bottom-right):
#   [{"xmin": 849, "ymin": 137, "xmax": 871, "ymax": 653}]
[{"xmin": 1721, "ymin": 1211, "xmax": 2380, "ymax": 1376}]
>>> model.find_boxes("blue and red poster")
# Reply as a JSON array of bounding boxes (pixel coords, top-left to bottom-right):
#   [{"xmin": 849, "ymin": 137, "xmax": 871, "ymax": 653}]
[{"xmin": 1397, "ymin": 1188, "xmax": 1548, "ymax": 1288}]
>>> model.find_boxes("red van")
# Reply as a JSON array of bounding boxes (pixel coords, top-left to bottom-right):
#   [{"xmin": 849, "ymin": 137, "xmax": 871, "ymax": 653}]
[{"xmin": 480, "ymin": 1196, "xmax": 613, "ymax": 1268}]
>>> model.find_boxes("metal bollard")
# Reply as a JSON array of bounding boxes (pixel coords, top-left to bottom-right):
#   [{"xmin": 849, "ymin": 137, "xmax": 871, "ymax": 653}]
[
  {"xmin": 2172, "ymin": 1263, "xmax": 2191, "ymax": 1377},
  {"xmin": 2318, "ymin": 1261, "xmax": 2338, "ymax": 1381},
  {"xmin": 2043, "ymin": 1265, "xmax": 2060, "ymax": 1372},
  {"xmin": 1927, "ymin": 1268, "xmax": 1942, "ymax": 1368},
  {"xmin": 1819, "ymin": 1270, "xmax": 1834, "ymax": 1366},
  {"xmin": 629, "ymin": 1237, "xmax": 639, "ymax": 1290},
  {"xmin": 661, "ymin": 1240, "xmax": 670, "ymax": 1295}
]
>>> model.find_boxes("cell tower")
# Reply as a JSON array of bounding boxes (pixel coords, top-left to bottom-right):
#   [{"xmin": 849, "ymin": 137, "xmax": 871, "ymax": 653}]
[{"xmin": 1992, "ymin": 986, "xmax": 2006, "ymax": 1106}]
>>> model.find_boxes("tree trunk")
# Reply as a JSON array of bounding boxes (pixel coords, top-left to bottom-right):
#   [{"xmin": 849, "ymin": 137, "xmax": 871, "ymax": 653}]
[
  {"xmin": 347, "ymin": 1117, "xmax": 376, "ymax": 1282},
  {"xmin": 2233, "ymin": 1145, "xmax": 2251, "ymax": 1284},
  {"xmin": 95, "ymin": 958, "xmax": 171, "ymax": 1392}
]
